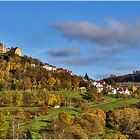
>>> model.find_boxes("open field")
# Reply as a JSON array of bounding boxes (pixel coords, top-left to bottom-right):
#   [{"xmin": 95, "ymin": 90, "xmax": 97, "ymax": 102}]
[
  {"xmin": 0, "ymin": 107, "xmax": 39, "ymax": 112},
  {"xmin": 90, "ymin": 97, "xmax": 139, "ymax": 111}
]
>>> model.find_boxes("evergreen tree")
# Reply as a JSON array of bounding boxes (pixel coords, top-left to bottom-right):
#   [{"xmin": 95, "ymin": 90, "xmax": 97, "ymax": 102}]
[
  {"xmin": 25, "ymin": 129, "xmax": 32, "ymax": 139},
  {"xmin": 84, "ymin": 73, "xmax": 89, "ymax": 80}
]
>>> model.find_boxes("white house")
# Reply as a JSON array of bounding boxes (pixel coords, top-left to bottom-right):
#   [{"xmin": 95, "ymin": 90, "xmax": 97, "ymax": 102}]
[
  {"xmin": 107, "ymin": 87, "xmax": 117, "ymax": 95},
  {"xmin": 93, "ymin": 81, "xmax": 97, "ymax": 86},
  {"xmin": 43, "ymin": 64, "xmax": 57, "ymax": 71},
  {"xmin": 112, "ymin": 88, "xmax": 117, "ymax": 94},
  {"xmin": 117, "ymin": 87, "xmax": 131, "ymax": 95},
  {"xmin": 91, "ymin": 81, "xmax": 105, "ymax": 93},
  {"xmin": 54, "ymin": 105, "xmax": 60, "ymax": 109},
  {"xmin": 31, "ymin": 64, "xmax": 36, "ymax": 67},
  {"xmin": 96, "ymin": 82, "xmax": 104, "ymax": 93},
  {"xmin": 124, "ymin": 88, "xmax": 131, "ymax": 95}
]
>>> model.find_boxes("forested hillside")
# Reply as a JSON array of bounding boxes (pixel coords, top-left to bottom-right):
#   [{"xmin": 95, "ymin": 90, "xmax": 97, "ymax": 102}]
[
  {"xmin": 0, "ymin": 53, "xmax": 83, "ymax": 91},
  {"xmin": 104, "ymin": 72, "xmax": 140, "ymax": 84}
]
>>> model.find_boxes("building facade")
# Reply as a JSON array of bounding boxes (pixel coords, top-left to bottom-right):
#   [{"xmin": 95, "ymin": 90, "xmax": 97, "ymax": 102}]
[
  {"xmin": 0, "ymin": 43, "xmax": 7, "ymax": 53},
  {"xmin": 12, "ymin": 47, "xmax": 22, "ymax": 56}
]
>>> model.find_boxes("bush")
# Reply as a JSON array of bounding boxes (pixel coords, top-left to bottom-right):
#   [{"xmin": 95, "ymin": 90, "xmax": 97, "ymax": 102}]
[
  {"xmin": 107, "ymin": 108, "xmax": 140, "ymax": 138},
  {"xmin": 47, "ymin": 94, "xmax": 61, "ymax": 107},
  {"xmin": 63, "ymin": 125, "xmax": 88, "ymax": 139},
  {"xmin": 44, "ymin": 112, "xmax": 74, "ymax": 139},
  {"xmin": 74, "ymin": 112, "xmax": 105, "ymax": 137},
  {"xmin": 58, "ymin": 112, "xmax": 74, "ymax": 125},
  {"xmin": 91, "ymin": 109, "xmax": 106, "ymax": 120},
  {"xmin": 38, "ymin": 104, "xmax": 49, "ymax": 115},
  {"xmin": 114, "ymin": 133, "xmax": 128, "ymax": 139}
]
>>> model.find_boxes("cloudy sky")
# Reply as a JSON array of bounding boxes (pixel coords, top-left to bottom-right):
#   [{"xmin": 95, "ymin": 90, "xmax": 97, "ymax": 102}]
[{"xmin": 0, "ymin": 1, "xmax": 140, "ymax": 79}]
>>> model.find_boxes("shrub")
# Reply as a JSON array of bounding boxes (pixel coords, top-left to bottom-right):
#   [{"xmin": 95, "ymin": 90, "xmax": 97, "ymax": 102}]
[
  {"xmin": 114, "ymin": 133, "xmax": 127, "ymax": 139},
  {"xmin": 74, "ymin": 112, "xmax": 105, "ymax": 137},
  {"xmin": 91, "ymin": 109, "xmax": 106, "ymax": 120},
  {"xmin": 63, "ymin": 125, "xmax": 88, "ymax": 139},
  {"xmin": 47, "ymin": 94, "xmax": 61, "ymax": 106},
  {"xmin": 39, "ymin": 104, "xmax": 49, "ymax": 115},
  {"xmin": 58, "ymin": 112, "xmax": 74, "ymax": 125},
  {"xmin": 107, "ymin": 108, "xmax": 140, "ymax": 138}
]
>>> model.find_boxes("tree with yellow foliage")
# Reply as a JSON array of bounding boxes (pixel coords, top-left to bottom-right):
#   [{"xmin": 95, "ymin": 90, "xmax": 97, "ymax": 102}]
[
  {"xmin": 58, "ymin": 112, "xmax": 74, "ymax": 125},
  {"xmin": 131, "ymin": 85, "xmax": 137, "ymax": 93},
  {"xmin": 47, "ymin": 78, "xmax": 56, "ymax": 90},
  {"xmin": 47, "ymin": 94, "xmax": 60, "ymax": 106}
]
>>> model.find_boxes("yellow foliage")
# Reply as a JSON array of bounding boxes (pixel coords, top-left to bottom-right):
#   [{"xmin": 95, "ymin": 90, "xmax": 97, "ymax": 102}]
[
  {"xmin": 114, "ymin": 133, "xmax": 127, "ymax": 139},
  {"xmin": 132, "ymin": 85, "xmax": 137, "ymax": 92},
  {"xmin": 47, "ymin": 94, "xmax": 60, "ymax": 106},
  {"xmin": 58, "ymin": 112, "xmax": 74, "ymax": 125},
  {"xmin": 92, "ymin": 109, "xmax": 106, "ymax": 120},
  {"xmin": 47, "ymin": 78, "xmax": 56, "ymax": 87}
]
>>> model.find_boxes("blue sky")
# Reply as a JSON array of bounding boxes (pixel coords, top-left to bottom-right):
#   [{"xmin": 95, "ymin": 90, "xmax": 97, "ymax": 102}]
[{"xmin": 1, "ymin": 1, "xmax": 140, "ymax": 79}]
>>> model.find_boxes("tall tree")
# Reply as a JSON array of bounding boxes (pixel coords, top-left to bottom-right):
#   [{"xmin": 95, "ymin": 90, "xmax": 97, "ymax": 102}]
[{"xmin": 84, "ymin": 73, "xmax": 89, "ymax": 81}]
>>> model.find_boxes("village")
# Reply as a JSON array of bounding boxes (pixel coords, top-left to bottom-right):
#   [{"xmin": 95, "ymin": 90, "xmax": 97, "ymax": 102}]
[
  {"xmin": 89, "ymin": 80, "xmax": 138, "ymax": 96},
  {"xmin": 0, "ymin": 42, "xmax": 139, "ymax": 97}
]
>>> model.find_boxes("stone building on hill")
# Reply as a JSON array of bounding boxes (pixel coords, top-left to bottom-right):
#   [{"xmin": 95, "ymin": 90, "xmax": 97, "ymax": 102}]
[
  {"xmin": 0, "ymin": 43, "xmax": 7, "ymax": 53},
  {"xmin": 0, "ymin": 43, "xmax": 22, "ymax": 56},
  {"xmin": 10, "ymin": 47, "xmax": 22, "ymax": 56}
]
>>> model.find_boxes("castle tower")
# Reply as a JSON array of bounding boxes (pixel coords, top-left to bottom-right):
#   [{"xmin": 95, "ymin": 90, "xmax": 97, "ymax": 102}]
[{"xmin": 0, "ymin": 43, "xmax": 7, "ymax": 53}]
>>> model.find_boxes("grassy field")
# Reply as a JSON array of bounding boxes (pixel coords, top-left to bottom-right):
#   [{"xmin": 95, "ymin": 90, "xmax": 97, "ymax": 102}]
[
  {"xmin": 48, "ymin": 90, "xmax": 81, "ymax": 99},
  {"xmin": 29, "ymin": 96, "xmax": 139, "ymax": 139},
  {"xmin": 90, "ymin": 97, "xmax": 139, "ymax": 111},
  {"xmin": 0, "ymin": 90, "xmax": 139, "ymax": 139},
  {"xmin": 0, "ymin": 107, "xmax": 39, "ymax": 112}
]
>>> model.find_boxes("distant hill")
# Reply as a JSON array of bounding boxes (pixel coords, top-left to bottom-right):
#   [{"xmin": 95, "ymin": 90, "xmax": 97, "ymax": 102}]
[{"xmin": 104, "ymin": 71, "xmax": 140, "ymax": 84}]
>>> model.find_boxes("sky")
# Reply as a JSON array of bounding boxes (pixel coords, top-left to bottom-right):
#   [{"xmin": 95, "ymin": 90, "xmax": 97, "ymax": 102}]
[{"xmin": 1, "ymin": 1, "xmax": 140, "ymax": 79}]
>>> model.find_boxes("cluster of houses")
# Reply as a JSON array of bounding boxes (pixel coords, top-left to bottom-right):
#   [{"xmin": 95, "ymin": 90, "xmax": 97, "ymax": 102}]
[
  {"xmin": 30, "ymin": 62, "xmax": 74, "ymax": 76},
  {"xmin": 56, "ymin": 68, "xmax": 74, "ymax": 76},
  {"xmin": 42, "ymin": 64, "xmax": 74, "ymax": 76},
  {"xmin": 42, "ymin": 63, "xmax": 57, "ymax": 71},
  {"xmin": 92, "ymin": 80, "xmax": 137, "ymax": 96}
]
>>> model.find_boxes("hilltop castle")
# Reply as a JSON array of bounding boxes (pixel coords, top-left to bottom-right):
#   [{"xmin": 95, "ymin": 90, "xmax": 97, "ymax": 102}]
[{"xmin": 0, "ymin": 43, "xmax": 22, "ymax": 56}]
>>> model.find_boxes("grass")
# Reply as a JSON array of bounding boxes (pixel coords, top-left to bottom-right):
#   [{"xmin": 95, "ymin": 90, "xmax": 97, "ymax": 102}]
[
  {"xmin": 32, "ymin": 131, "xmax": 42, "ymax": 139},
  {"xmin": 0, "ymin": 107, "xmax": 19, "ymax": 112},
  {"xmin": 21, "ymin": 106, "xmax": 79, "ymax": 139},
  {"xmin": 8, "ymin": 105, "xmax": 80, "ymax": 139},
  {"xmin": 0, "ymin": 107, "xmax": 39, "ymax": 112},
  {"xmin": 37, "ymin": 106, "xmax": 79, "ymax": 122},
  {"xmin": 24, "ymin": 121, "xmax": 47, "ymax": 131},
  {"xmin": 49, "ymin": 90, "xmax": 81, "ymax": 99},
  {"xmin": 90, "ymin": 97, "xmax": 139, "ymax": 111}
]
